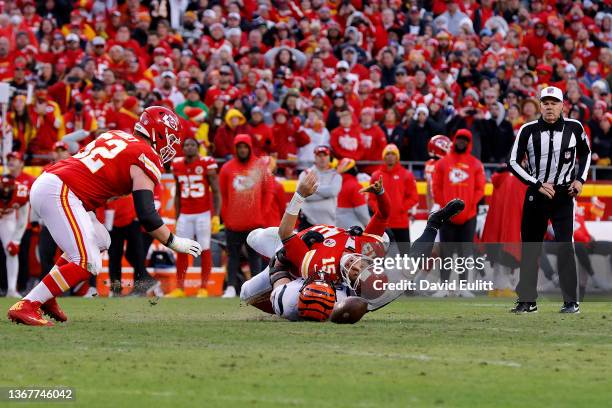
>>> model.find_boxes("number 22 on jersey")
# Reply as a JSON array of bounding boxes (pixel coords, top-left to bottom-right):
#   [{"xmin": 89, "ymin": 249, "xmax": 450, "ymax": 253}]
[{"xmin": 73, "ymin": 132, "xmax": 134, "ymax": 173}]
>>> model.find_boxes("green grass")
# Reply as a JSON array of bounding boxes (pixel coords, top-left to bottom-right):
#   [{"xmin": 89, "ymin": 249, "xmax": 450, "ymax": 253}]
[{"xmin": 1, "ymin": 297, "xmax": 611, "ymax": 408}]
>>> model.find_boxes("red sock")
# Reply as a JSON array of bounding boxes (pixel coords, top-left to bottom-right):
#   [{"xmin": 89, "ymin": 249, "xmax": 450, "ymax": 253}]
[
  {"xmin": 73, "ymin": 280, "xmax": 90, "ymax": 297},
  {"xmin": 200, "ymin": 250, "xmax": 211, "ymax": 289},
  {"xmin": 175, "ymin": 253, "xmax": 188, "ymax": 289},
  {"xmin": 27, "ymin": 262, "xmax": 91, "ymax": 302},
  {"xmin": 55, "ymin": 256, "xmax": 69, "ymax": 268}
]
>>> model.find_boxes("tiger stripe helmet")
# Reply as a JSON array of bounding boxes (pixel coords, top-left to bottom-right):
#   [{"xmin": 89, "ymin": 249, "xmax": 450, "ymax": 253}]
[{"xmin": 298, "ymin": 280, "xmax": 336, "ymax": 322}]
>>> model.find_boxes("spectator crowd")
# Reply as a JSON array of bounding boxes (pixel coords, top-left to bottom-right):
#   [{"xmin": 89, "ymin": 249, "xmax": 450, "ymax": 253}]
[{"xmin": 0, "ymin": 0, "xmax": 610, "ymax": 171}]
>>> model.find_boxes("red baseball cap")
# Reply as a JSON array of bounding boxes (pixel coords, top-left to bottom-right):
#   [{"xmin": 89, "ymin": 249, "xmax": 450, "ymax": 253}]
[
  {"xmin": 7, "ymin": 151, "xmax": 24, "ymax": 161},
  {"xmin": 53, "ymin": 141, "xmax": 69, "ymax": 151},
  {"xmin": 314, "ymin": 145, "xmax": 331, "ymax": 155}
]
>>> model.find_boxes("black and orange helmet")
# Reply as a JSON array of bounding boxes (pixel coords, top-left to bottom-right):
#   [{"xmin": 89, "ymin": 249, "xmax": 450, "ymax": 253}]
[{"xmin": 298, "ymin": 279, "xmax": 336, "ymax": 322}]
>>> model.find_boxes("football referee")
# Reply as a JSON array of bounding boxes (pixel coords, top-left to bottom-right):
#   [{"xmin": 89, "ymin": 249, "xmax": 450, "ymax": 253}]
[{"xmin": 508, "ymin": 86, "xmax": 591, "ymax": 314}]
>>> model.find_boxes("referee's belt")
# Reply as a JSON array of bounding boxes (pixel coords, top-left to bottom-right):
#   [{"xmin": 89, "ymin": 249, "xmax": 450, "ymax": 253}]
[{"xmin": 553, "ymin": 184, "xmax": 572, "ymax": 193}]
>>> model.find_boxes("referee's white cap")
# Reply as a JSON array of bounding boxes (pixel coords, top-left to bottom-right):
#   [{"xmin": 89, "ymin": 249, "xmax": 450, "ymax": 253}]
[{"xmin": 540, "ymin": 86, "xmax": 563, "ymax": 102}]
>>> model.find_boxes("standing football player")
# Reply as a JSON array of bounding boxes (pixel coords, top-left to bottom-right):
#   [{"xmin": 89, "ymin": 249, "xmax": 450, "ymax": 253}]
[
  {"xmin": 424, "ymin": 135, "xmax": 451, "ymax": 211},
  {"xmin": 166, "ymin": 137, "xmax": 221, "ymax": 298},
  {"xmin": 0, "ymin": 175, "xmax": 30, "ymax": 298},
  {"xmin": 7, "ymin": 106, "xmax": 202, "ymax": 326}
]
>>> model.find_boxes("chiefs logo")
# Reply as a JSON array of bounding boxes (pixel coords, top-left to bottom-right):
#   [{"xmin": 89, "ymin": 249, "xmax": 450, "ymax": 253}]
[
  {"xmin": 232, "ymin": 175, "xmax": 255, "ymax": 191},
  {"xmin": 160, "ymin": 112, "xmax": 178, "ymax": 131},
  {"xmin": 449, "ymin": 167, "xmax": 469, "ymax": 184},
  {"xmin": 323, "ymin": 238, "xmax": 336, "ymax": 247}
]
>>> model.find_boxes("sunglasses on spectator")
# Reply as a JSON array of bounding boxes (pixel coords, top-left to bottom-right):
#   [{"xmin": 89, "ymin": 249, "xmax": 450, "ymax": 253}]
[
  {"xmin": 396, "ymin": 72, "xmax": 406, "ymax": 76},
  {"xmin": 220, "ymin": 72, "xmax": 231, "ymax": 76}
]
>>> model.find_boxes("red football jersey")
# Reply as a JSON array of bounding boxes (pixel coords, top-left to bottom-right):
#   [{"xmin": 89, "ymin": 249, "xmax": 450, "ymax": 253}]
[
  {"xmin": 171, "ymin": 156, "xmax": 218, "ymax": 214},
  {"xmin": 47, "ymin": 130, "xmax": 163, "ymax": 211},
  {"xmin": 0, "ymin": 181, "xmax": 29, "ymax": 218},
  {"xmin": 283, "ymin": 224, "xmax": 386, "ymax": 283},
  {"xmin": 15, "ymin": 172, "xmax": 36, "ymax": 190},
  {"xmin": 424, "ymin": 158, "xmax": 437, "ymax": 183}
]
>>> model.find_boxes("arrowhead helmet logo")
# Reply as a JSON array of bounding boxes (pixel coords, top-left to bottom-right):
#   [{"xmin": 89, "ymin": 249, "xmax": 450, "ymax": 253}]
[{"xmin": 160, "ymin": 112, "xmax": 178, "ymax": 131}]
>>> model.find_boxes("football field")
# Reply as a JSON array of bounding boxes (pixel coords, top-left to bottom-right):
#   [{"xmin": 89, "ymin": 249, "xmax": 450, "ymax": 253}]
[{"xmin": 1, "ymin": 297, "xmax": 611, "ymax": 408}]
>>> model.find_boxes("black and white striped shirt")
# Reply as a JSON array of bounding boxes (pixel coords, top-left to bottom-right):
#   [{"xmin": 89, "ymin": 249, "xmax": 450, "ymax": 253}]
[{"xmin": 509, "ymin": 117, "xmax": 591, "ymax": 188}]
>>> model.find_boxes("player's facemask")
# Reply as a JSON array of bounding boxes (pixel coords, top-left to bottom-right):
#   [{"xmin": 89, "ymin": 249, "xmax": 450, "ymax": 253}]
[
  {"xmin": 340, "ymin": 253, "xmax": 375, "ymax": 292},
  {"xmin": 159, "ymin": 128, "xmax": 180, "ymax": 163}
]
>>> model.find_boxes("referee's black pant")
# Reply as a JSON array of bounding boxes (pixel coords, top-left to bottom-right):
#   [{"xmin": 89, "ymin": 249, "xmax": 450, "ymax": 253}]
[
  {"xmin": 517, "ymin": 185, "xmax": 578, "ymax": 303},
  {"xmin": 108, "ymin": 221, "xmax": 148, "ymax": 288}
]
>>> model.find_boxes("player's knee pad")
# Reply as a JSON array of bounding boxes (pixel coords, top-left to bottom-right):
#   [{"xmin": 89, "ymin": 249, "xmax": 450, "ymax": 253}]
[
  {"xmin": 195, "ymin": 219, "xmax": 211, "ymax": 250},
  {"xmin": 90, "ymin": 212, "xmax": 111, "ymax": 251},
  {"xmin": 270, "ymin": 280, "xmax": 301, "ymax": 321},
  {"xmin": 240, "ymin": 268, "xmax": 272, "ymax": 303},
  {"xmin": 85, "ymin": 252, "xmax": 103, "ymax": 276}
]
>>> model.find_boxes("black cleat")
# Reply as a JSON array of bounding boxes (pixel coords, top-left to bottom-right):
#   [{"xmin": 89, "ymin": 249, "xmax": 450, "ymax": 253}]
[
  {"xmin": 129, "ymin": 276, "xmax": 162, "ymax": 297},
  {"xmin": 427, "ymin": 199, "xmax": 465, "ymax": 229},
  {"xmin": 510, "ymin": 301, "xmax": 538, "ymax": 314},
  {"xmin": 559, "ymin": 302, "xmax": 580, "ymax": 314}
]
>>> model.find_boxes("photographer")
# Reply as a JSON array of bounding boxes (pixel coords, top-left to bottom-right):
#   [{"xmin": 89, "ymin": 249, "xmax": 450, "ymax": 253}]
[{"xmin": 48, "ymin": 66, "xmax": 88, "ymax": 114}]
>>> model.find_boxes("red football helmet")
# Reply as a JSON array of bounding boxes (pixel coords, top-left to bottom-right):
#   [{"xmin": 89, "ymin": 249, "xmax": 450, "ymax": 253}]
[
  {"xmin": 134, "ymin": 106, "xmax": 182, "ymax": 163},
  {"xmin": 428, "ymin": 135, "xmax": 452, "ymax": 159},
  {"xmin": 298, "ymin": 279, "xmax": 336, "ymax": 322}
]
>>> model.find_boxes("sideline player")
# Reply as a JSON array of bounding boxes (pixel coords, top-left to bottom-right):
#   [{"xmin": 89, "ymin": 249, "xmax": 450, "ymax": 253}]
[
  {"xmin": 424, "ymin": 135, "xmax": 451, "ymax": 211},
  {"xmin": 241, "ymin": 172, "xmax": 465, "ymax": 322},
  {"xmin": 166, "ymin": 137, "xmax": 221, "ymax": 298},
  {"xmin": 0, "ymin": 175, "xmax": 30, "ymax": 298},
  {"xmin": 7, "ymin": 106, "xmax": 202, "ymax": 326}
]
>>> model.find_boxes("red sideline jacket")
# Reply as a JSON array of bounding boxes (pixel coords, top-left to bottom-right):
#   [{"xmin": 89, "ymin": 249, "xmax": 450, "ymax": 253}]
[
  {"xmin": 368, "ymin": 163, "xmax": 419, "ymax": 229},
  {"xmin": 219, "ymin": 134, "xmax": 272, "ymax": 231},
  {"xmin": 432, "ymin": 131, "xmax": 485, "ymax": 225},
  {"xmin": 481, "ymin": 171, "xmax": 527, "ymax": 261}
]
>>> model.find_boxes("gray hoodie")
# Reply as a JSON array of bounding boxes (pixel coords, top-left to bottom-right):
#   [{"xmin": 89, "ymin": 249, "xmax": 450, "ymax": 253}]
[{"xmin": 299, "ymin": 166, "xmax": 342, "ymax": 225}]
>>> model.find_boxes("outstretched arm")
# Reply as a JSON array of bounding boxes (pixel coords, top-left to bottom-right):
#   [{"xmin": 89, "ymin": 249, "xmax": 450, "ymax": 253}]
[
  {"xmin": 361, "ymin": 176, "xmax": 390, "ymax": 236},
  {"xmin": 278, "ymin": 170, "xmax": 319, "ymax": 241},
  {"xmin": 131, "ymin": 165, "xmax": 202, "ymax": 257}
]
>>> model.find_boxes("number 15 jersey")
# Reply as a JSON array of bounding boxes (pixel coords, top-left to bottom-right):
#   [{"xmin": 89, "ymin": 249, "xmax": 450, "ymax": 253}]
[
  {"xmin": 47, "ymin": 130, "xmax": 163, "ymax": 211},
  {"xmin": 171, "ymin": 156, "xmax": 217, "ymax": 214}
]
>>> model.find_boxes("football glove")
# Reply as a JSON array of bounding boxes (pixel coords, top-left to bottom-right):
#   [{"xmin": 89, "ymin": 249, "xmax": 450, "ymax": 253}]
[
  {"xmin": 166, "ymin": 233, "xmax": 202, "ymax": 257},
  {"xmin": 211, "ymin": 215, "xmax": 221, "ymax": 234}
]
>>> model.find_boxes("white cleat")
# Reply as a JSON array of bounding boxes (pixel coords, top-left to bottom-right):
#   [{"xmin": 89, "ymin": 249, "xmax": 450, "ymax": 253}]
[
  {"xmin": 84, "ymin": 287, "xmax": 98, "ymax": 298},
  {"xmin": 221, "ymin": 286, "xmax": 237, "ymax": 298},
  {"xmin": 431, "ymin": 289, "xmax": 450, "ymax": 298},
  {"xmin": 458, "ymin": 289, "xmax": 475, "ymax": 298}
]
